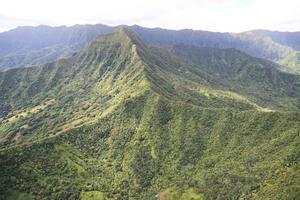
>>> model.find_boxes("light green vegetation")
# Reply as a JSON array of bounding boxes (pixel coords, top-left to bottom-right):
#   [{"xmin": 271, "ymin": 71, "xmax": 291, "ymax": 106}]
[
  {"xmin": 158, "ymin": 188, "xmax": 204, "ymax": 200},
  {"xmin": 80, "ymin": 191, "xmax": 107, "ymax": 200}
]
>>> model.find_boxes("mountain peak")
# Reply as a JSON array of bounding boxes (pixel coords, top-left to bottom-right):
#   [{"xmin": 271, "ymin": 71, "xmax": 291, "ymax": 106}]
[
  {"xmin": 116, "ymin": 25, "xmax": 129, "ymax": 33},
  {"xmin": 80, "ymin": 26, "xmax": 146, "ymax": 54},
  {"xmin": 116, "ymin": 26, "xmax": 145, "ymax": 47},
  {"xmin": 78, "ymin": 26, "xmax": 148, "ymax": 66}
]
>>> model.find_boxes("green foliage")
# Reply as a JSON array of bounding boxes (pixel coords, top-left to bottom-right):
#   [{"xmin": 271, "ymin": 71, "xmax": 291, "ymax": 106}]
[
  {"xmin": 80, "ymin": 191, "xmax": 106, "ymax": 200},
  {"xmin": 159, "ymin": 188, "xmax": 204, "ymax": 200},
  {"xmin": 0, "ymin": 28, "xmax": 299, "ymax": 200},
  {"xmin": 5, "ymin": 190, "xmax": 33, "ymax": 200},
  {"xmin": 1, "ymin": 94, "xmax": 299, "ymax": 199}
]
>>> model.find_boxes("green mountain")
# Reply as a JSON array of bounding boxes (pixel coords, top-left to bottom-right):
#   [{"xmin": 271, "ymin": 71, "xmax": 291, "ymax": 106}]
[
  {"xmin": 1, "ymin": 24, "xmax": 300, "ymax": 75},
  {"xmin": 238, "ymin": 30, "xmax": 300, "ymax": 74},
  {"xmin": 0, "ymin": 28, "xmax": 299, "ymax": 200},
  {"xmin": 251, "ymin": 30, "xmax": 300, "ymax": 51},
  {"xmin": 132, "ymin": 26, "xmax": 300, "ymax": 74}
]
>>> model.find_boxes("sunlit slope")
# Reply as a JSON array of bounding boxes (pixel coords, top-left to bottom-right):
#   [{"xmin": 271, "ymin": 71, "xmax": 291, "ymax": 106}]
[
  {"xmin": 0, "ymin": 28, "xmax": 149, "ymax": 148},
  {"xmin": 1, "ymin": 94, "xmax": 299, "ymax": 199}
]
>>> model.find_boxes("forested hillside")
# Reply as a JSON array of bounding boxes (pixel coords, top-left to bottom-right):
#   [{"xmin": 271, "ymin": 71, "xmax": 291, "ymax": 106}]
[{"xmin": 0, "ymin": 28, "xmax": 299, "ymax": 200}]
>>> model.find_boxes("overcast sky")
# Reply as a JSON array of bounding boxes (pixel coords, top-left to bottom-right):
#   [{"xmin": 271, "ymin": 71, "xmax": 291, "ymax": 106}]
[{"xmin": 0, "ymin": 0, "xmax": 300, "ymax": 33}]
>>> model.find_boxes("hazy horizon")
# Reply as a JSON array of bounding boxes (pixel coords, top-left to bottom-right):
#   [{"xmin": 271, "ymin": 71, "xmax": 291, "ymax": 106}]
[
  {"xmin": 1, "ymin": 22, "xmax": 300, "ymax": 34},
  {"xmin": 1, "ymin": 0, "xmax": 300, "ymax": 33}
]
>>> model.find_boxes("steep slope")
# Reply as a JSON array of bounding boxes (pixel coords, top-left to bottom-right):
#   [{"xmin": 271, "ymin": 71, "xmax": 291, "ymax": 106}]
[
  {"xmin": 170, "ymin": 44, "xmax": 300, "ymax": 109},
  {"xmin": 0, "ymin": 28, "xmax": 300, "ymax": 200},
  {"xmin": 240, "ymin": 30, "xmax": 300, "ymax": 74},
  {"xmin": 130, "ymin": 25, "xmax": 291, "ymax": 59},
  {"xmin": 1, "ymin": 27, "xmax": 300, "ymax": 148},
  {"xmin": 0, "ymin": 27, "xmax": 148, "ymax": 148},
  {"xmin": 132, "ymin": 25, "xmax": 300, "ymax": 74},
  {"xmin": 252, "ymin": 30, "xmax": 300, "ymax": 51},
  {"xmin": 132, "ymin": 42, "xmax": 300, "ymax": 110}
]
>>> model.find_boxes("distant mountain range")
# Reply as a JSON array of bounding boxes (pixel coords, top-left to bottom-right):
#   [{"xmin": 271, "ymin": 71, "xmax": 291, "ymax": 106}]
[
  {"xmin": 1, "ymin": 24, "xmax": 300, "ymax": 74},
  {"xmin": 0, "ymin": 26, "xmax": 299, "ymax": 200}
]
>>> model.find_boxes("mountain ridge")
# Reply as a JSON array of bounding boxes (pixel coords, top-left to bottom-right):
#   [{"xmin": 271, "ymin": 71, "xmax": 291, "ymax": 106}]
[
  {"xmin": 0, "ymin": 27, "xmax": 300, "ymax": 200},
  {"xmin": 1, "ymin": 23, "xmax": 300, "ymax": 74},
  {"xmin": 1, "ymin": 27, "xmax": 300, "ymax": 149}
]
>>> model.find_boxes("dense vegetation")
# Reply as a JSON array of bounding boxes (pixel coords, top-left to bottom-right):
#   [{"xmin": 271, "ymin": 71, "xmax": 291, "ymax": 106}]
[
  {"xmin": 1, "ymin": 94, "xmax": 299, "ymax": 200},
  {"xmin": 0, "ymin": 28, "xmax": 299, "ymax": 200}
]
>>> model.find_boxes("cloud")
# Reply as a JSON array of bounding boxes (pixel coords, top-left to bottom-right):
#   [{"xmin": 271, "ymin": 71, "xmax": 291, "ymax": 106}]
[{"xmin": 0, "ymin": 0, "xmax": 299, "ymax": 32}]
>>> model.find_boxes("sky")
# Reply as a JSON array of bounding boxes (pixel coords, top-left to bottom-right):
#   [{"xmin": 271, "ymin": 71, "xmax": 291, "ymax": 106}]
[{"xmin": 0, "ymin": 0, "xmax": 300, "ymax": 33}]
